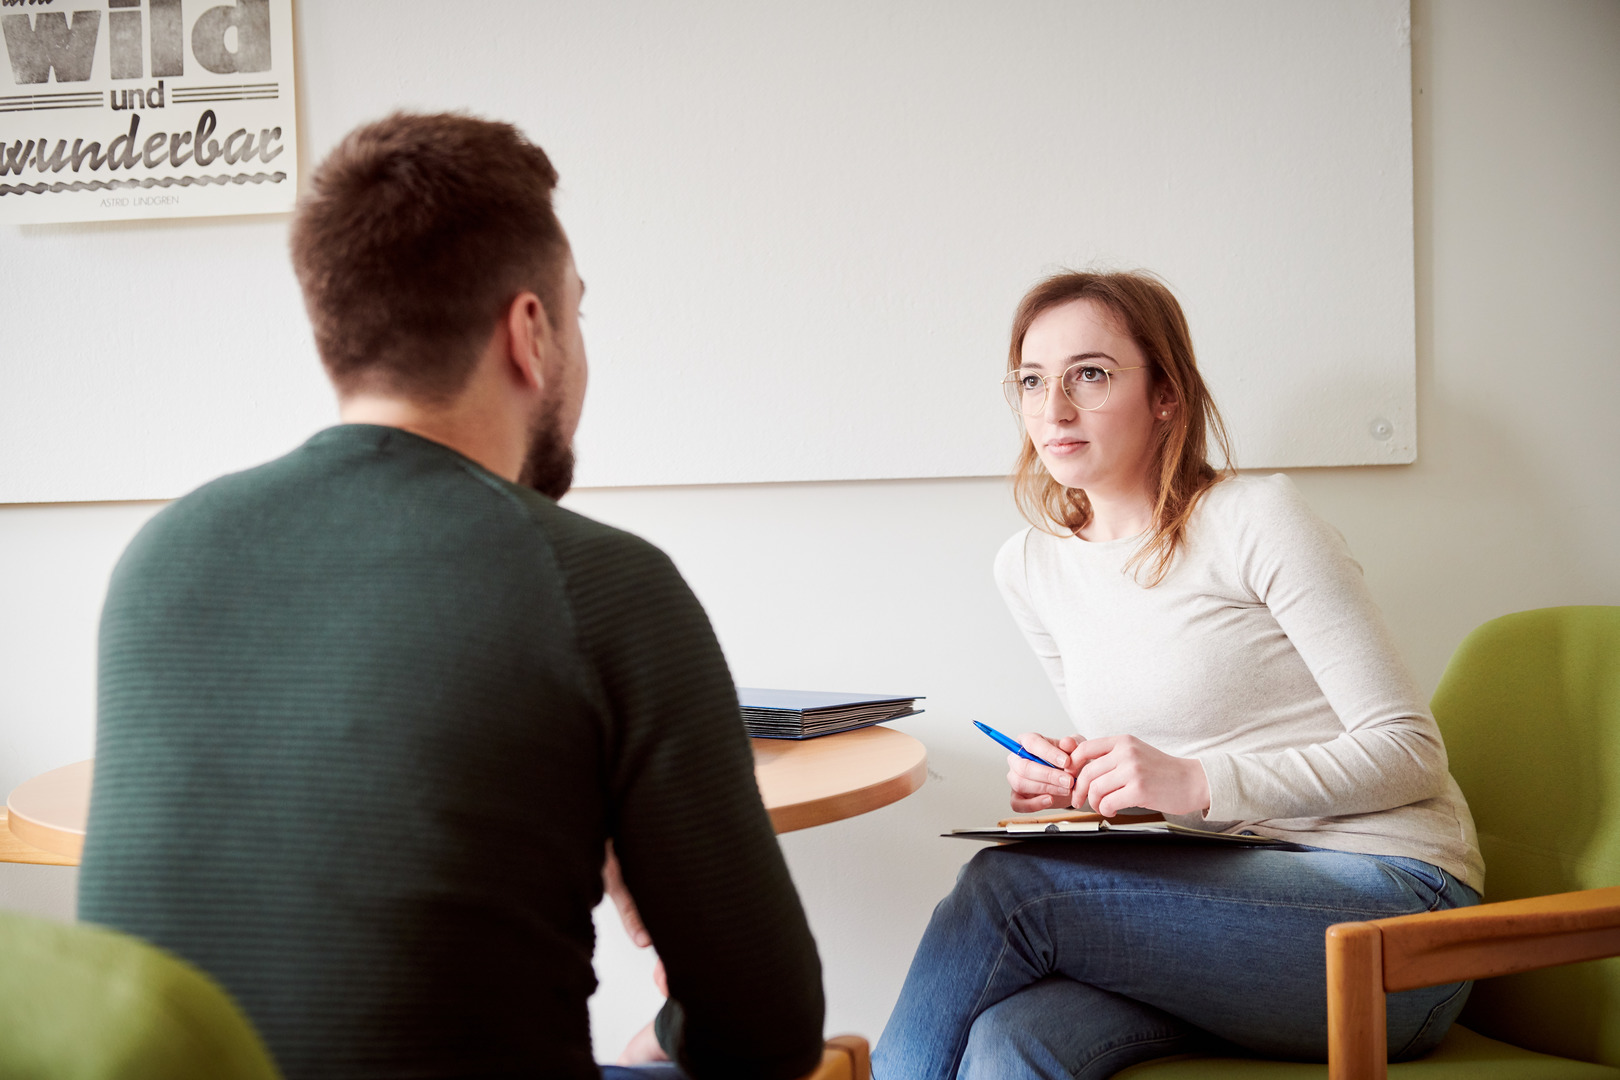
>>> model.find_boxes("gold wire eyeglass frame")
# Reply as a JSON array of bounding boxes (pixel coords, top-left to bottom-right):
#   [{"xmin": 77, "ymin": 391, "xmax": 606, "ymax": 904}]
[{"xmin": 1001, "ymin": 363, "xmax": 1147, "ymax": 416}]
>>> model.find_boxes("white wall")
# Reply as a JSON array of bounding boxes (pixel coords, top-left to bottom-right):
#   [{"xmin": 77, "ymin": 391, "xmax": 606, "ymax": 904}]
[
  {"xmin": 0, "ymin": 0, "xmax": 1419, "ymax": 504},
  {"xmin": 1, "ymin": 0, "xmax": 1616, "ymax": 1061}
]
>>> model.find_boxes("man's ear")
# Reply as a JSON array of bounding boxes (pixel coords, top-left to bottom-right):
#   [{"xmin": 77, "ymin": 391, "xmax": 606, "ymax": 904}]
[{"xmin": 502, "ymin": 290, "xmax": 554, "ymax": 392}]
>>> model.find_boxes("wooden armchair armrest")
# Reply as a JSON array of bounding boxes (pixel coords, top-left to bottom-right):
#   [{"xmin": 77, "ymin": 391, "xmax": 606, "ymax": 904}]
[
  {"xmin": 1326, "ymin": 886, "xmax": 1620, "ymax": 1080},
  {"xmin": 1374, "ymin": 884, "xmax": 1620, "ymax": 990}
]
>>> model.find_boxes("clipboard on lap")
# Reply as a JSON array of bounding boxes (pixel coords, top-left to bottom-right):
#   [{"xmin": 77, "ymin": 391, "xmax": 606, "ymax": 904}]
[{"xmin": 945, "ymin": 810, "xmax": 1292, "ymax": 847}]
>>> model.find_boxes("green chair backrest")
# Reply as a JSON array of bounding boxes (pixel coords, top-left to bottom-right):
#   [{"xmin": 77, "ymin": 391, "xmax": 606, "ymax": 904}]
[
  {"xmin": 0, "ymin": 910, "xmax": 282, "ymax": 1080},
  {"xmin": 1431, "ymin": 605, "xmax": 1620, "ymax": 1067}
]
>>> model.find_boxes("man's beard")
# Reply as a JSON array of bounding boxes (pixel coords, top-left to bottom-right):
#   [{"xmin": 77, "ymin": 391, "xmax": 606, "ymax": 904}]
[{"xmin": 518, "ymin": 403, "xmax": 575, "ymax": 500}]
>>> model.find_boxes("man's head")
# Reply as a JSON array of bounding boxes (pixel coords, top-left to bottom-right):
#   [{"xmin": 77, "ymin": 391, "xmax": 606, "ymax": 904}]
[{"xmin": 290, "ymin": 112, "xmax": 584, "ymax": 497}]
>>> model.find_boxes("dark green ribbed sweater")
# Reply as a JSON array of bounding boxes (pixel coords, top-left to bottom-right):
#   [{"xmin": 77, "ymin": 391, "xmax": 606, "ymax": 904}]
[{"xmin": 78, "ymin": 425, "xmax": 824, "ymax": 1080}]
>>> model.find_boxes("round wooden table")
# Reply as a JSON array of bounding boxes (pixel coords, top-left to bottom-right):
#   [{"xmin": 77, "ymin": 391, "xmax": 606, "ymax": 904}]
[
  {"xmin": 2, "ymin": 759, "xmax": 91, "ymax": 864},
  {"xmin": 2, "ymin": 726, "xmax": 927, "ymax": 863},
  {"xmin": 753, "ymin": 724, "xmax": 927, "ymax": 833}
]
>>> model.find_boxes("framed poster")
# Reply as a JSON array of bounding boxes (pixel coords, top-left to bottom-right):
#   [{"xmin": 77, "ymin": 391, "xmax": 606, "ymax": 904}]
[{"xmin": 0, "ymin": 0, "xmax": 297, "ymax": 224}]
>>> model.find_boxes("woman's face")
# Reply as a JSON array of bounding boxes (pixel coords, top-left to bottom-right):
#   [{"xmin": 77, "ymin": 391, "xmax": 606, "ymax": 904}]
[{"xmin": 1016, "ymin": 298, "xmax": 1171, "ymax": 497}]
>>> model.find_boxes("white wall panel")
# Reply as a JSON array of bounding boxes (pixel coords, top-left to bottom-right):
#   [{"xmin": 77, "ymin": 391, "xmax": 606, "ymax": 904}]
[{"xmin": 0, "ymin": 1, "xmax": 1416, "ymax": 502}]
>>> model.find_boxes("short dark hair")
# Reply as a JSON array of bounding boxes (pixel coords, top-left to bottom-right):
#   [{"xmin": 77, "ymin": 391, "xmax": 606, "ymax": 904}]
[{"xmin": 290, "ymin": 112, "xmax": 569, "ymax": 402}]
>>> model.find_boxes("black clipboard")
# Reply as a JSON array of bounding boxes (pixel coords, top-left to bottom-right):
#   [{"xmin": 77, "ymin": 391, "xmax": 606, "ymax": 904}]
[{"xmin": 945, "ymin": 819, "xmax": 1292, "ymax": 847}]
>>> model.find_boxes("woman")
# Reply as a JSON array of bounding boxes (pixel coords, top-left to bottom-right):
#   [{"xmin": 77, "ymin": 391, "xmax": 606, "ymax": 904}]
[{"xmin": 872, "ymin": 272, "xmax": 1483, "ymax": 1080}]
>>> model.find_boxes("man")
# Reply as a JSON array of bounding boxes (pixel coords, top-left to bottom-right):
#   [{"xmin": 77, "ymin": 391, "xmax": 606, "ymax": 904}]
[{"xmin": 77, "ymin": 112, "xmax": 824, "ymax": 1080}]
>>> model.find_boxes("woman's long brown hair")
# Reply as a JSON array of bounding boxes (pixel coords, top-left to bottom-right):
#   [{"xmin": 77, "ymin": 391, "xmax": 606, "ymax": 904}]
[{"xmin": 1008, "ymin": 271, "xmax": 1234, "ymax": 585}]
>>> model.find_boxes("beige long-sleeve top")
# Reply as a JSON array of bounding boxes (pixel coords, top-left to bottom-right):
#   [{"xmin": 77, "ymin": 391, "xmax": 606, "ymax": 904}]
[{"xmin": 994, "ymin": 473, "xmax": 1484, "ymax": 891}]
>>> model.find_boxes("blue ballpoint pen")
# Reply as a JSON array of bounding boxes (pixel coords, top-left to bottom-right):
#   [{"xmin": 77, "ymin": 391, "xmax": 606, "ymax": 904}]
[{"xmin": 972, "ymin": 720, "xmax": 1067, "ymax": 770}]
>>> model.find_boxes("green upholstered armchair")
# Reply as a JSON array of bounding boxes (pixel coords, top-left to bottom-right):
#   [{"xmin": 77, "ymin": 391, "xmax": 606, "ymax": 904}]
[
  {"xmin": 0, "ymin": 907, "xmax": 871, "ymax": 1080},
  {"xmin": 0, "ymin": 909, "xmax": 281, "ymax": 1080},
  {"xmin": 1118, "ymin": 606, "xmax": 1620, "ymax": 1080}
]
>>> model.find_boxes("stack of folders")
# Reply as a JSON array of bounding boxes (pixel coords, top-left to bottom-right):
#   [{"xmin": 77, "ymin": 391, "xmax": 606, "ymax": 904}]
[{"xmin": 737, "ymin": 687, "xmax": 924, "ymax": 740}]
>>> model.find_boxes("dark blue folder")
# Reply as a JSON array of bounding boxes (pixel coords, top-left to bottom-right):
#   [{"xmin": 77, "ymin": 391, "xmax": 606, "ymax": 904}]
[{"xmin": 737, "ymin": 687, "xmax": 924, "ymax": 739}]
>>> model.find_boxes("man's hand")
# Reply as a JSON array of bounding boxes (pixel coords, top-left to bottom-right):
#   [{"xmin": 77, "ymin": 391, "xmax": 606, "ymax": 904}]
[
  {"xmin": 605, "ymin": 843, "xmax": 671, "ymax": 1066},
  {"xmin": 1007, "ymin": 732, "xmax": 1082, "ymax": 812},
  {"xmin": 617, "ymin": 1020, "xmax": 671, "ymax": 1066},
  {"xmin": 603, "ymin": 842, "xmax": 651, "ymax": 948},
  {"xmin": 1070, "ymin": 735, "xmax": 1211, "ymax": 817}
]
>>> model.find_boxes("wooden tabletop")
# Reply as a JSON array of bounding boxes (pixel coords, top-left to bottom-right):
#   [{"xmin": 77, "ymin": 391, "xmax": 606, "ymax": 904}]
[
  {"xmin": 1, "ymin": 727, "xmax": 927, "ymax": 864},
  {"xmin": 3, "ymin": 759, "xmax": 91, "ymax": 863},
  {"xmin": 753, "ymin": 724, "xmax": 928, "ymax": 833}
]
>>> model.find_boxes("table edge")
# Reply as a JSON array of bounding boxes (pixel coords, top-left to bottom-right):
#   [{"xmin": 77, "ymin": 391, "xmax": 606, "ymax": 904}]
[
  {"xmin": 0, "ymin": 809, "xmax": 81, "ymax": 866},
  {"xmin": 767, "ymin": 748, "xmax": 928, "ymax": 834}
]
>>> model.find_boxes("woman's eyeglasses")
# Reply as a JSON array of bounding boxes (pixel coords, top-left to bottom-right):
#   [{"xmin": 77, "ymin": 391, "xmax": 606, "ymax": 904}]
[{"xmin": 1001, "ymin": 362, "xmax": 1147, "ymax": 416}]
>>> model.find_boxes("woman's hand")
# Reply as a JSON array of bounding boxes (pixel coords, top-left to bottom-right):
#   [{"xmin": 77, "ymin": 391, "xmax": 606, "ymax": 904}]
[
  {"xmin": 1007, "ymin": 732, "xmax": 1082, "ymax": 812},
  {"xmin": 1070, "ymin": 735, "xmax": 1211, "ymax": 817}
]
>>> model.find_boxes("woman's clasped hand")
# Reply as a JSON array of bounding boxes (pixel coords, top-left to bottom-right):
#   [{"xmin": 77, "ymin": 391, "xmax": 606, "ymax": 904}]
[{"xmin": 1008, "ymin": 732, "xmax": 1211, "ymax": 817}]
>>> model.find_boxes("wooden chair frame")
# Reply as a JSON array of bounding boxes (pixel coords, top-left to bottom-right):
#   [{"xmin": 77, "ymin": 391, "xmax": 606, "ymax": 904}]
[
  {"xmin": 801, "ymin": 1035, "xmax": 871, "ymax": 1080},
  {"xmin": 1326, "ymin": 885, "xmax": 1620, "ymax": 1079}
]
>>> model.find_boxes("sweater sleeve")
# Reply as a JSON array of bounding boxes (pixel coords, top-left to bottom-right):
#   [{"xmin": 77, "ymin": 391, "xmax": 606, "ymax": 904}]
[
  {"xmin": 553, "ymin": 524, "xmax": 824, "ymax": 1080},
  {"xmin": 993, "ymin": 529, "xmax": 1072, "ymax": 716},
  {"xmin": 1198, "ymin": 477, "xmax": 1450, "ymax": 822}
]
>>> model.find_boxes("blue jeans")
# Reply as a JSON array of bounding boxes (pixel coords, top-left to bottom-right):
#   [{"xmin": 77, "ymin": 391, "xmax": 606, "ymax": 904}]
[
  {"xmin": 873, "ymin": 840, "xmax": 1479, "ymax": 1080},
  {"xmin": 601, "ymin": 1067, "xmax": 686, "ymax": 1078}
]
